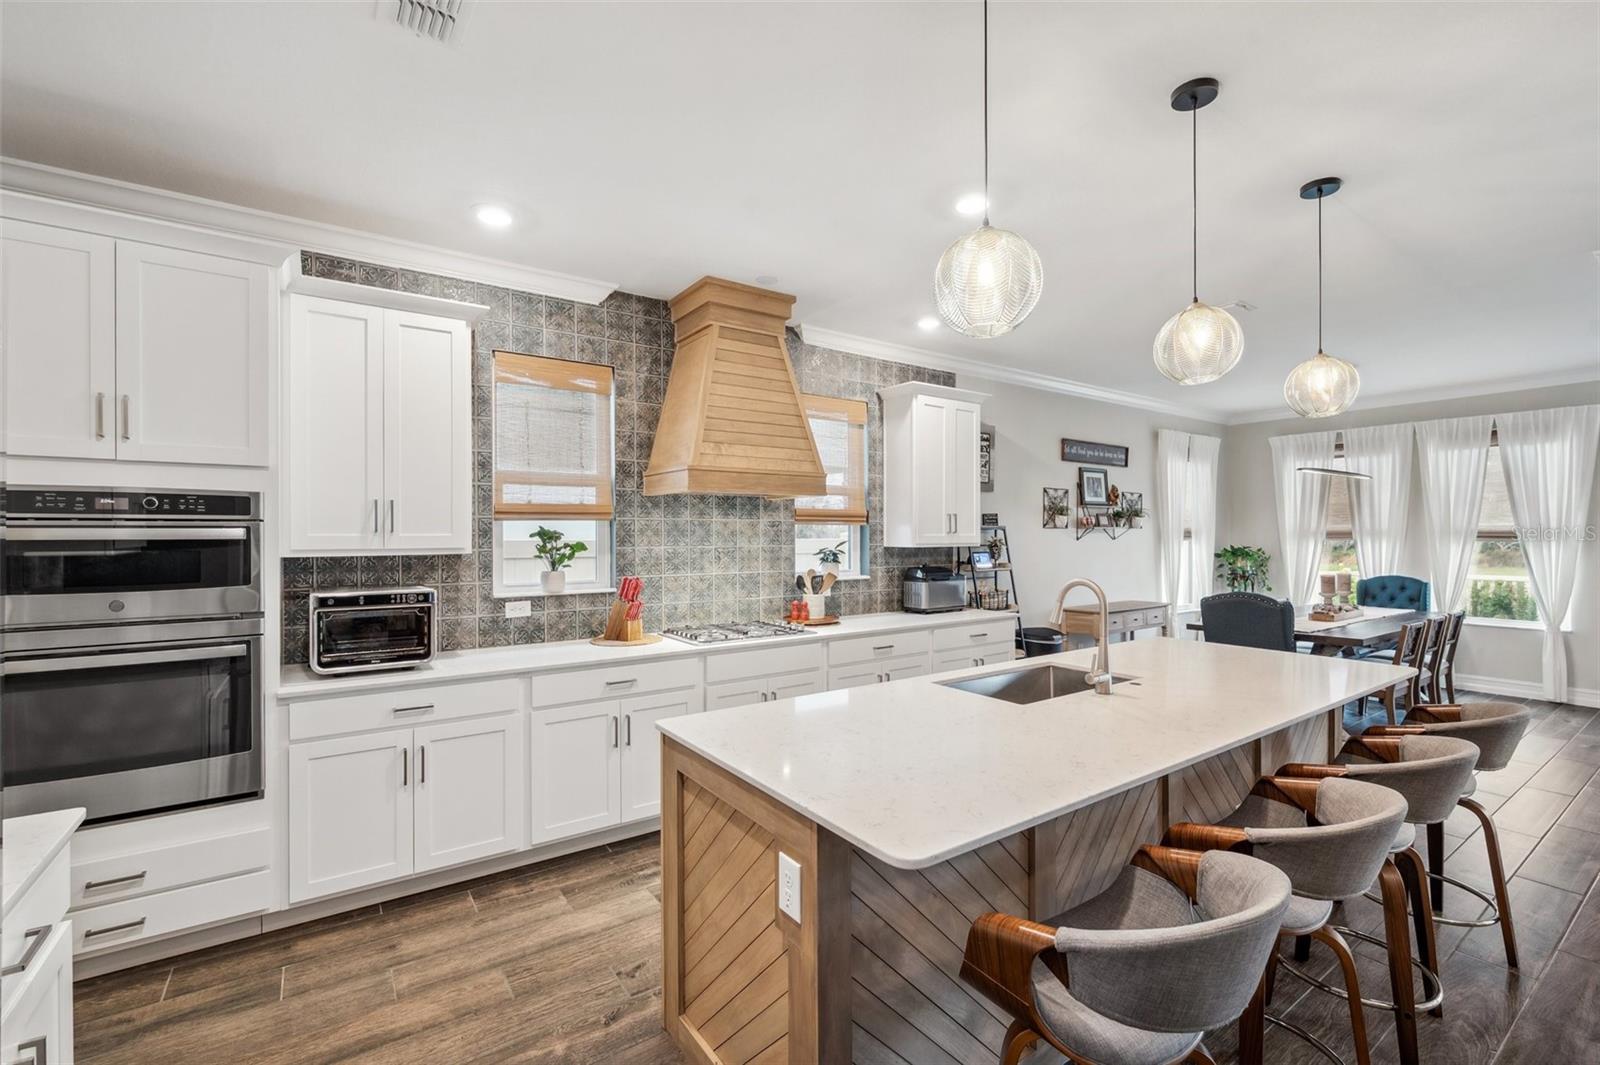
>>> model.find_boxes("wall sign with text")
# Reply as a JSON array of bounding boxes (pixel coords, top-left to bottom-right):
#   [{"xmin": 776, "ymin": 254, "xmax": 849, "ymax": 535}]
[{"xmin": 1060, "ymin": 438, "xmax": 1128, "ymax": 467}]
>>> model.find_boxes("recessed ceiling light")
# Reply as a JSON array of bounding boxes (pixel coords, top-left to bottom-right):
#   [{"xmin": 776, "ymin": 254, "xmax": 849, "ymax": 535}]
[
  {"xmin": 474, "ymin": 204, "xmax": 513, "ymax": 229},
  {"xmin": 954, "ymin": 193, "xmax": 988, "ymax": 217},
  {"xmin": 917, "ymin": 316, "xmax": 940, "ymax": 332}
]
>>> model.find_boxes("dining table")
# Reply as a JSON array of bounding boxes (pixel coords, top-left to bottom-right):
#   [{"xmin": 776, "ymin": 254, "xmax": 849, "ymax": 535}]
[{"xmin": 1187, "ymin": 604, "xmax": 1443, "ymax": 656}]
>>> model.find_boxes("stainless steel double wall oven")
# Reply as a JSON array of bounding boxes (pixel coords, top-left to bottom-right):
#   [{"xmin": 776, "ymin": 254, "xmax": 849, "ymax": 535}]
[{"xmin": 1, "ymin": 486, "xmax": 264, "ymax": 823}]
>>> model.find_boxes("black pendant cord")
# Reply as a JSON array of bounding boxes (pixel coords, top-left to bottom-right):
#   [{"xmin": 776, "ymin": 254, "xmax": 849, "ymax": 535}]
[
  {"xmin": 1317, "ymin": 191, "xmax": 1324, "ymax": 354},
  {"xmin": 981, "ymin": 0, "xmax": 990, "ymax": 227},
  {"xmin": 1191, "ymin": 103, "xmax": 1198, "ymax": 303}
]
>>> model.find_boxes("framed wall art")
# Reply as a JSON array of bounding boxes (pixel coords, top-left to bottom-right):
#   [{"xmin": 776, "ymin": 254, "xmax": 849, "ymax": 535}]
[
  {"xmin": 1042, "ymin": 487, "xmax": 1071, "ymax": 529},
  {"xmin": 1078, "ymin": 466, "xmax": 1109, "ymax": 506}
]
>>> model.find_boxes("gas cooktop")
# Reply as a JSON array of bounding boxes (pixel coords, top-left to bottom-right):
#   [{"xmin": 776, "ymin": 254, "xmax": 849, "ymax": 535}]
[{"xmin": 661, "ymin": 621, "xmax": 812, "ymax": 644}]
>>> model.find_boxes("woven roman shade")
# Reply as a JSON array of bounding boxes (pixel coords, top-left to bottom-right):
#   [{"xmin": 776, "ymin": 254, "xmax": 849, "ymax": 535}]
[
  {"xmin": 492, "ymin": 351, "xmax": 614, "ymax": 520},
  {"xmin": 1478, "ymin": 444, "xmax": 1516, "ymax": 540},
  {"xmin": 794, "ymin": 395, "xmax": 868, "ymax": 525}
]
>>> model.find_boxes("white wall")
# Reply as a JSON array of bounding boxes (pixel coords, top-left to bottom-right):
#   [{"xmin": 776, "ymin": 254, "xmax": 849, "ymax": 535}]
[
  {"xmin": 954, "ymin": 374, "xmax": 1225, "ymax": 630},
  {"xmin": 1219, "ymin": 382, "xmax": 1600, "ymax": 702}
]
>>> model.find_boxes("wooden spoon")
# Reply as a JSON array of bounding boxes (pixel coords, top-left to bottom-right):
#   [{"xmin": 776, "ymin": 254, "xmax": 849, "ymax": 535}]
[
  {"xmin": 819, "ymin": 571, "xmax": 837, "ymax": 595},
  {"xmin": 803, "ymin": 568, "xmax": 818, "ymax": 594}
]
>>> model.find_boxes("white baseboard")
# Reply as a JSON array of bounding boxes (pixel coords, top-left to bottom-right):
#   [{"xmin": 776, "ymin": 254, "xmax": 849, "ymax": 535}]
[{"xmin": 1456, "ymin": 673, "xmax": 1600, "ymax": 709}]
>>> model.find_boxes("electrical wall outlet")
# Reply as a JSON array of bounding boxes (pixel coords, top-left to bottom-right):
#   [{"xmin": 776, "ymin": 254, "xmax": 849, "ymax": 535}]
[
  {"xmin": 503, "ymin": 600, "xmax": 532, "ymax": 618},
  {"xmin": 777, "ymin": 851, "xmax": 802, "ymax": 924}
]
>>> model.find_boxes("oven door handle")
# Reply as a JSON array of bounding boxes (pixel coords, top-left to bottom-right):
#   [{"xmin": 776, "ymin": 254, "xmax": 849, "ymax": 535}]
[
  {"xmin": 2, "ymin": 643, "xmax": 250, "ymax": 675},
  {"xmin": 6, "ymin": 527, "xmax": 249, "ymax": 541}
]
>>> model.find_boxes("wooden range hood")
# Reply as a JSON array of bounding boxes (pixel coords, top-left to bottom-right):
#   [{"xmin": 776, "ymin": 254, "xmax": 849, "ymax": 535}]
[{"xmin": 643, "ymin": 277, "xmax": 826, "ymax": 497}]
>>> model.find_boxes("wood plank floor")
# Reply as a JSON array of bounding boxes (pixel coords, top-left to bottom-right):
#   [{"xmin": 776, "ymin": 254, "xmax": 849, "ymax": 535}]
[{"xmin": 75, "ymin": 691, "xmax": 1598, "ymax": 1064}]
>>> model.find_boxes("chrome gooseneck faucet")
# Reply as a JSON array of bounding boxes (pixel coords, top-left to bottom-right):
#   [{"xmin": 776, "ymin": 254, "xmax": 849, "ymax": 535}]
[{"xmin": 1049, "ymin": 578, "xmax": 1114, "ymax": 695}]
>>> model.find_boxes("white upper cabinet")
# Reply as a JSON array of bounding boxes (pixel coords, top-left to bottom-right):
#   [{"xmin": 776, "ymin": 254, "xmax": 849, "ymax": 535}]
[
  {"xmin": 286, "ymin": 294, "xmax": 471, "ymax": 554},
  {"xmin": 879, "ymin": 383, "xmax": 988, "ymax": 547},
  {"xmin": 1, "ymin": 220, "xmax": 116, "ymax": 459},
  {"xmin": 115, "ymin": 242, "xmax": 269, "ymax": 465},
  {"xmin": 1, "ymin": 221, "xmax": 269, "ymax": 466}
]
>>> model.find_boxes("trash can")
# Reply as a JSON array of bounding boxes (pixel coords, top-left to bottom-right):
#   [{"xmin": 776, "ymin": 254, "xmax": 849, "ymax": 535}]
[{"xmin": 1017, "ymin": 626, "xmax": 1064, "ymax": 657}]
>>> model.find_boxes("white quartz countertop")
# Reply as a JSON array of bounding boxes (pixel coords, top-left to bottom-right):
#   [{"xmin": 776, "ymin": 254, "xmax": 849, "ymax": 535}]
[
  {"xmin": 277, "ymin": 609, "xmax": 1018, "ymax": 699},
  {"xmin": 657, "ymin": 639, "xmax": 1413, "ymax": 870},
  {"xmin": 2, "ymin": 808, "xmax": 84, "ymax": 918}
]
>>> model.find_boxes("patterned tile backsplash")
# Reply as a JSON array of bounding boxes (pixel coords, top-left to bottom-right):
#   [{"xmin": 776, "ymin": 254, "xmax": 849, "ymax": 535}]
[{"xmin": 282, "ymin": 252, "xmax": 955, "ymax": 664}]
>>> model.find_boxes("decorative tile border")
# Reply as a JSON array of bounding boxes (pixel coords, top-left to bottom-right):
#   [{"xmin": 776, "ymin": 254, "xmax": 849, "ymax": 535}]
[{"xmin": 282, "ymin": 252, "xmax": 954, "ymax": 663}]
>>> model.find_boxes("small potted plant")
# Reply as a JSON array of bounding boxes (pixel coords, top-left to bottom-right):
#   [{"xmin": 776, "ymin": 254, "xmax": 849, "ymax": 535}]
[
  {"xmin": 531, "ymin": 526, "xmax": 586, "ymax": 594},
  {"xmin": 813, "ymin": 540, "xmax": 847, "ymax": 576},
  {"xmin": 1214, "ymin": 545, "xmax": 1272, "ymax": 593}
]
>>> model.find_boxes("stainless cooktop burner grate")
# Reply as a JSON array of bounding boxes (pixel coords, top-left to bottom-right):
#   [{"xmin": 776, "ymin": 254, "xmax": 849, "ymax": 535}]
[{"xmin": 661, "ymin": 621, "xmax": 811, "ymax": 644}]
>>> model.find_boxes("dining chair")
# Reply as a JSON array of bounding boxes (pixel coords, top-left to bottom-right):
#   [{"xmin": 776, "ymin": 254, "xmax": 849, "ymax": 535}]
[
  {"xmin": 1199, "ymin": 592, "xmax": 1296, "ymax": 652},
  {"xmin": 1365, "ymin": 699, "xmax": 1532, "ymax": 968},
  {"xmin": 1356, "ymin": 575, "xmax": 1431, "ymax": 613},
  {"xmin": 1401, "ymin": 617, "xmax": 1435, "ymax": 714},
  {"xmin": 1276, "ymin": 733, "xmax": 1479, "ymax": 1065},
  {"xmin": 960, "ymin": 846, "xmax": 1291, "ymax": 1065},
  {"xmin": 1369, "ymin": 619, "xmax": 1427, "ymax": 724},
  {"xmin": 1164, "ymin": 776, "xmax": 1409, "ymax": 1065},
  {"xmin": 1428, "ymin": 611, "xmax": 1466, "ymax": 702}
]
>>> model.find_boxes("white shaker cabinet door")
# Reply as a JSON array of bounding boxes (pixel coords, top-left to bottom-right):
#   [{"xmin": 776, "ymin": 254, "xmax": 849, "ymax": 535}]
[
  {"xmin": 703, "ymin": 679, "xmax": 770, "ymax": 712},
  {"xmin": 769, "ymin": 670, "xmax": 826, "ymax": 702},
  {"xmin": 114, "ymin": 241, "xmax": 269, "ymax": 466},
  {"xmin": 288, "ymin": 729, "xmax": 414, "ymax": 903},
  {"xmin": 287, "ymin": 295, "xmax": 385, "ymax": 551},
  {"xmin": 619, "ymin": 689, "xmax": 702, "ymax": 823},
  {"xmin": 946, "ymin": 399, "xmax": 982, "ymax": 544},
  {"xmin": 910, "ymin": 393, "xmax": 953, "ymax": 545},
  {"xmin": 1, "ymin": 220, "xmax": 116, "ymax": 459},
  {"xmin": 0, "ymin": 921, "xmax": 71, "ymax": 1065},
  {"xmin": 382, "ymin": 310, "xmax": 471, "ymax": 552},
  {"xmin": 529, "ymin": 702, "xmax": 622, "ymax": 845},
  {"xmin": 413, "ymin": 712, "xmax": 527, "ymax": 873}
]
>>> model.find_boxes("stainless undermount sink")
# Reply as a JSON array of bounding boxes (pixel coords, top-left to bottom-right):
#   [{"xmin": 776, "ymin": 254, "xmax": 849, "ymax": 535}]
[{"xmin": 939, "ymin": 664, "xmax": 1136, "ymax": 704}]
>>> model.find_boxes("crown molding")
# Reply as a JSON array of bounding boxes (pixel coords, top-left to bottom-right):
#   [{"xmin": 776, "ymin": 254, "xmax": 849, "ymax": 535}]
[
  {"xmin": 1225, "ymin": 365, "xmax": 1600, "ymax": 425},
  {"xmin": 796, "ymin": 324, "xmax": 1230, "ymax": 422},
  {"xmin": 0, "ymin": 157, "xmax": 617, "ymax": 304}
]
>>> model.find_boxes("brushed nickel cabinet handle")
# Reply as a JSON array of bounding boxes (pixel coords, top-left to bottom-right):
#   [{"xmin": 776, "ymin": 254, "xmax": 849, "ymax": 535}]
[
  {"xmin": 604, "ymin": 678, "xmax": 637, "ymax": 689},
  {"xmin": 388, "ymin": 499, "xmax": 395, "ymax": 534},
  {"xmin": 392, "ymin": 704, "xmax": 435, "ymax": 716},
  {"xmin": 876, "ymin": 673, "xmax": 884, "ymax": 683},
  {"xmin": 373, "ymin": 499, "xmax": 379, "ymax": 535},
  {"xmin": 759, "ymin": 691, "xmax": 768, "ymax": 701},
  {"xmin": 968, "ymin": 632, "xmax": 989, "ymax": 640},
  {"xmin": 401, "ymin": 747, "xmax": 408, "ymax": 787},
  {"xmin": 94, "ymin": 392, "xmax": 106, "ymax": 438},
  {"xmin": 12, "ymin": 1035, "xmax": 46, "ymax": 1065},
  {"xmin": 84, "ymin": 871, "xmax": 148, "ymax": 893},
  {"xmin": 625, "ymin": 714, "xmax": 632, "ymax": 746},
  {"xmin": 0, "ymin": 925, "xmax": 50, "ymax": 976},
  {"xmin": 612, "ymin": 716, "xmax": 619, "ymax": 748},
  {"xmin": 84, "ymin": 918, "xmax": 145, "ymax": 940},
  {"xmin": 119, "ymin": 394, "xmax": 131, "ymax": 440},
  {"xmin": 873, "ymin": 644, "xmax": 894, "ymax": 652},
  {"xmin": 419, "ymin": 744, "xmax": 426, "ymax": 784}
]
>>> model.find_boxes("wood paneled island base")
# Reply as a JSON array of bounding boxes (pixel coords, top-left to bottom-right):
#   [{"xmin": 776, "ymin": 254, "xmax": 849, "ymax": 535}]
[{"xmin": 661, "ymin": 711, "xmax": 1334, "ymax": 1065}]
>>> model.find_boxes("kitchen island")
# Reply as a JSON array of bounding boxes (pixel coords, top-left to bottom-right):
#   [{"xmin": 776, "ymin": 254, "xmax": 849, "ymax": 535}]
[{"xmin": 656, "ymin": 638, "xmax": 1413, "ymax": 1065}]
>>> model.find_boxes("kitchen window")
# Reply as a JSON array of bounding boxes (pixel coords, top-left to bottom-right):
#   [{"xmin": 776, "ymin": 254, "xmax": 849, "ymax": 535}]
[
  {"xmin": 1318, "ymin": 471, "xmax": 1359, "ymax": 602},
  {"xmin": 1465, "ymin": 443, "xmax": 1550, "ymax": 627},
  {"xmin": 491, "ymin": 351, "xmax": 617, "ymax": 596},
  {"xmin": 793, "ymin": 395, "xmax": 869, "ymax": 579}
]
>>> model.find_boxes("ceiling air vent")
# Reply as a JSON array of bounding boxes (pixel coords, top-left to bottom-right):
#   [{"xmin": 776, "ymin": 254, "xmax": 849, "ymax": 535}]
[{"xmin": 387, "ymin": 0, "xmax": 468, "ymax": 44}]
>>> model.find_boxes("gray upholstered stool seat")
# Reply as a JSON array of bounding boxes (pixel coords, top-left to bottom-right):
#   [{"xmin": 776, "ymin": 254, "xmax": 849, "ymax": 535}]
[{"xmin": 961, "ymin": 846, "xmax": 1291, "ymax": 1065}]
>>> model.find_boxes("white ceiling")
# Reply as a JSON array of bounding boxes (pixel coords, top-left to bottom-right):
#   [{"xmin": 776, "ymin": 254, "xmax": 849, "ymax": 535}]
[{"xmin": 3, "ymin": 1, "xmax": 1596, "ymax": 418}]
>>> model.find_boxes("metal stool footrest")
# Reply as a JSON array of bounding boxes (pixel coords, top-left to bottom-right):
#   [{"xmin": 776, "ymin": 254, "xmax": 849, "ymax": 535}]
[
  {"xmin": 1277, "ymin": 925, "xmax": 1444, "ymax": 1013},
  {"xmin": 1361, "ymin": 870, "xmax": 1500, "ymax": 928},
  {"xmin": 1265, "ymin": 1014, "xmax": 1346, "ymax": 1065}
]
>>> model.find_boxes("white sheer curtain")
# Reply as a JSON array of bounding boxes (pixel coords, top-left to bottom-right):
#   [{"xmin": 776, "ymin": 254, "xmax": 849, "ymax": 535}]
[
  {"xmin": 1270, "ymin": 431, "xmax": 1338, "ymax": 606},
  {"xmin": 1155, "ymin": 430, "xmax": 1190, "ymax": 607},
  {"xmin": 1343, "ymin": 423, "xmax": 1414, "ymax": 577},
  {"xmin": 1495, "ymin": 405, "xmax": 1600, "ymax": 702},
  {"xmin": 1414, "ymin": 415, "xmax": 1494, "ymax": 611},
  {"xmin": 1186, "ymin": 434, "xmax": 1222, "ymax": 606}
]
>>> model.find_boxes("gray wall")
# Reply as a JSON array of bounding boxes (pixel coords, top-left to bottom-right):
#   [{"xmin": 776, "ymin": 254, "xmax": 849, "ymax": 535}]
[
  {"xmin": 1218, "ymin": 382, "xmax": 1600, "ymax": 695},
  {"xmin": 283, "ymin": 253, "xmax": 951, "ymax": 663}
]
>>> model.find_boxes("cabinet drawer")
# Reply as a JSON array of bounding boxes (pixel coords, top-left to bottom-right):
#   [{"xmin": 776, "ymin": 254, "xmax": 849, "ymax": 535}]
[
  {"xmin": 290, "ymin": 675, "xmax": 527, "ymax": 740},
  {"xmin": 73, "ymin": 869, "xmax": 273, "ymax": 956},
  {"xmin": 829, "ymin": 653, "xmax": 928, "ymax": 690},
  {"xmin": 528, "ymin": 657, "xmax": 701, "ymax": 709},
  {"xmin": 931, "ymin": 621, "xmax": 1011, "ymax": 651},
  {"xmin": 827, "ymin": 629, "xmax": 932, "ymax": 667},
  {"xmin": 1120, "ymin": 611, "xmax": 1146, "ymax": 628},
  {"xmin": 1105, "ymin": 613, "xmax": 1126, "ymax": 632},
  {"xmin": 1143, "ymin": 607, "xmax": 1168, "ymax": 629},
  {"xmin": 70, "ymin": 828, "xmax": 269, "ymax": 910},
  {"xmin": 2, "ymin": 849, "xmax": 68, "ymax": 1012},
  {"xmin": 703, "ymin": 643, "xmax": 824, "ymax": 685}
]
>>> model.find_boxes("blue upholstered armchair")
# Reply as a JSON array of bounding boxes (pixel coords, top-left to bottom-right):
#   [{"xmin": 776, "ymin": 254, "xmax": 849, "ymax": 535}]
[
  {"xmin": 1199, "ymin": 592, "xmax": 1297, "ymax": 652},
  {"xmin": 1356, "ymin": 575, "xmax": 1431, "ymax": 612}
]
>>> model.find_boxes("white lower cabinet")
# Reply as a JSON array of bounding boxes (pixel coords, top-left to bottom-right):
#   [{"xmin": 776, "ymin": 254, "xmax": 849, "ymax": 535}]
[
  {"xmin": 828, "ymin": 653, "xmax": 930, "ymax": 690},
  {"xmin": 933, "ymin": 643, "xmax": 1016, "ymax": 674},
  {"xmin": 1, "ymin": 922, "xmax": 72, "ymax": 1065},
  {"xmin": 704, "ymin": 669, "xmax": 825, "ymax": 711},
  {"xmin": 288, "ymin": 711, "xmax": 525, "ymax": 903},
  {"xmin": 530, "ymin": 687, "xmax": 702, "ymax": 844}
]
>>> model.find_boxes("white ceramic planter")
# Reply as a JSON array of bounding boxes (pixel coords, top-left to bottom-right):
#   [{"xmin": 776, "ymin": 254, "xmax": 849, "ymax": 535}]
[{"xmin": 540, "ymin": 569, "xmax": 566, "ymax": 594}]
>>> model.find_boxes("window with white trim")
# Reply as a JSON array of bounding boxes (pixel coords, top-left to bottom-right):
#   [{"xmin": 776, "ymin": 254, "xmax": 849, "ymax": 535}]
[
  {"xmin": 491, "ymin": 351, "xmax": 616, "ymax": 596},
  {"xmin": 1318, "ymin": 470, "xmax": 1359, "ymax": 603},
  {"xmin": 1465, "ymin": 443, "xmax": 1537, "ymax": 623},
  {"xmin": 793, "ymin": 395, "xmax": 869, "ymax": 579}
]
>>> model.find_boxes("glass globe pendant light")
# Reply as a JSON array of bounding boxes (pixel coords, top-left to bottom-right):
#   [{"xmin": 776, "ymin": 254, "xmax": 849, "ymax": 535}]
[
  {"xmin": 1153, "ymin": 77, "xmax": 1243, "ymax": 385},
  {"xmin": 1284, "ymin": 177, "xmax": 1361, "ymax": 417},
  {"xmin": 933, "ymin": 0, "xmax": 1043, "ymax": 338}
]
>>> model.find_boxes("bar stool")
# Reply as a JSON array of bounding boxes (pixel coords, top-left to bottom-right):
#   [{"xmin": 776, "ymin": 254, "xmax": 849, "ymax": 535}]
[
  {"xmin": 1277, "ymin": 733, "xmax": 1479, "ymax": 1065},
  {"xmin": 1366, "ymin": 700, "xmax": 1532, "ymax": 968},
  {"xmin": 1164, "ymin": 775, "xmax": 1409, "ymax": 1065},
  {"xmin": 960, "ymin": 845, "xmax": 1292, "ymax": 1065}
]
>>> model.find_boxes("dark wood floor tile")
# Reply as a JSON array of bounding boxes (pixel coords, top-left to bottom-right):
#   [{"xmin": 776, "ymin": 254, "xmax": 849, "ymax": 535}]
[
  {"xmin": 380, "ymin": 880, "xmax": 475, "ymax": 912},
  {"xmin": 1557, "ymin": 732, "xmax": 1600, "ymax": 767},
  {"xmin": 1558, "ymin": 885, "xmax": 1600, "ymax": 964},
  {"xmin": 1456, "ymin": 876, "xmax": 1583, "ymax": 978},
  {"xmin": 495, "ymin": 986, "xmax": 673, "ymax": 1065},
  {"xmin": 71, "ymin": 962, "xmax": 171, "ymax": 1025},
  {"xmin": 1516, "ymin": 824, "xmax": 1600, "ymax": 894},
  {"xmin": 1494, "ymin": 950, "xmax": 1600, "ymax": 1063},
  {"xmin": 1524, "ymin": 757, "xmax": 1599, "ymax": 796},
  {"xmin": 1475, "ymin": 760, "xmax": 1544, "ymax": 798},
  {"xmin": 1369, "ymin": 949, "xmax": 1529, "ymax": 1065},
  {"xmin": 160, "ymin": 899, "xmax": 391, "ymax": 997},
  {"xmin": 1557, "ymin": 782, "xmax": 1600, "ymax": 830},
  {"xmin": 1444, "ymin": 791, "xmax": 1509, "ymax": 840},
  {"xmin": 1270, "ymin": 942, "xmax": 1401, "ymax": 1065},
  {"xmin": 1441, "ymin": 826, "xmax": 1540, "ymax": 896},
  {"xmin": 1530, "ymin": 709, "xmax": 1593, "ymax": 740},
  {"xmin": 1489, "ymin": 787, "xmax": 1573, "ymax": 838},
  {"xmin": 74, "ymin": 968, "xmax": 284, "ymax": 1064}
]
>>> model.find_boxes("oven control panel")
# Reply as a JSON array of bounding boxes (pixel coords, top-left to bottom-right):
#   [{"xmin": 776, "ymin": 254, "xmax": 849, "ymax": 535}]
[
  {"xmin": 3, "ymin": 487, "xmax": 259, "ymax": 519},
  {"xmin": 311, "ymin": 588, "xmax": 437, "ymax": 609}
]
